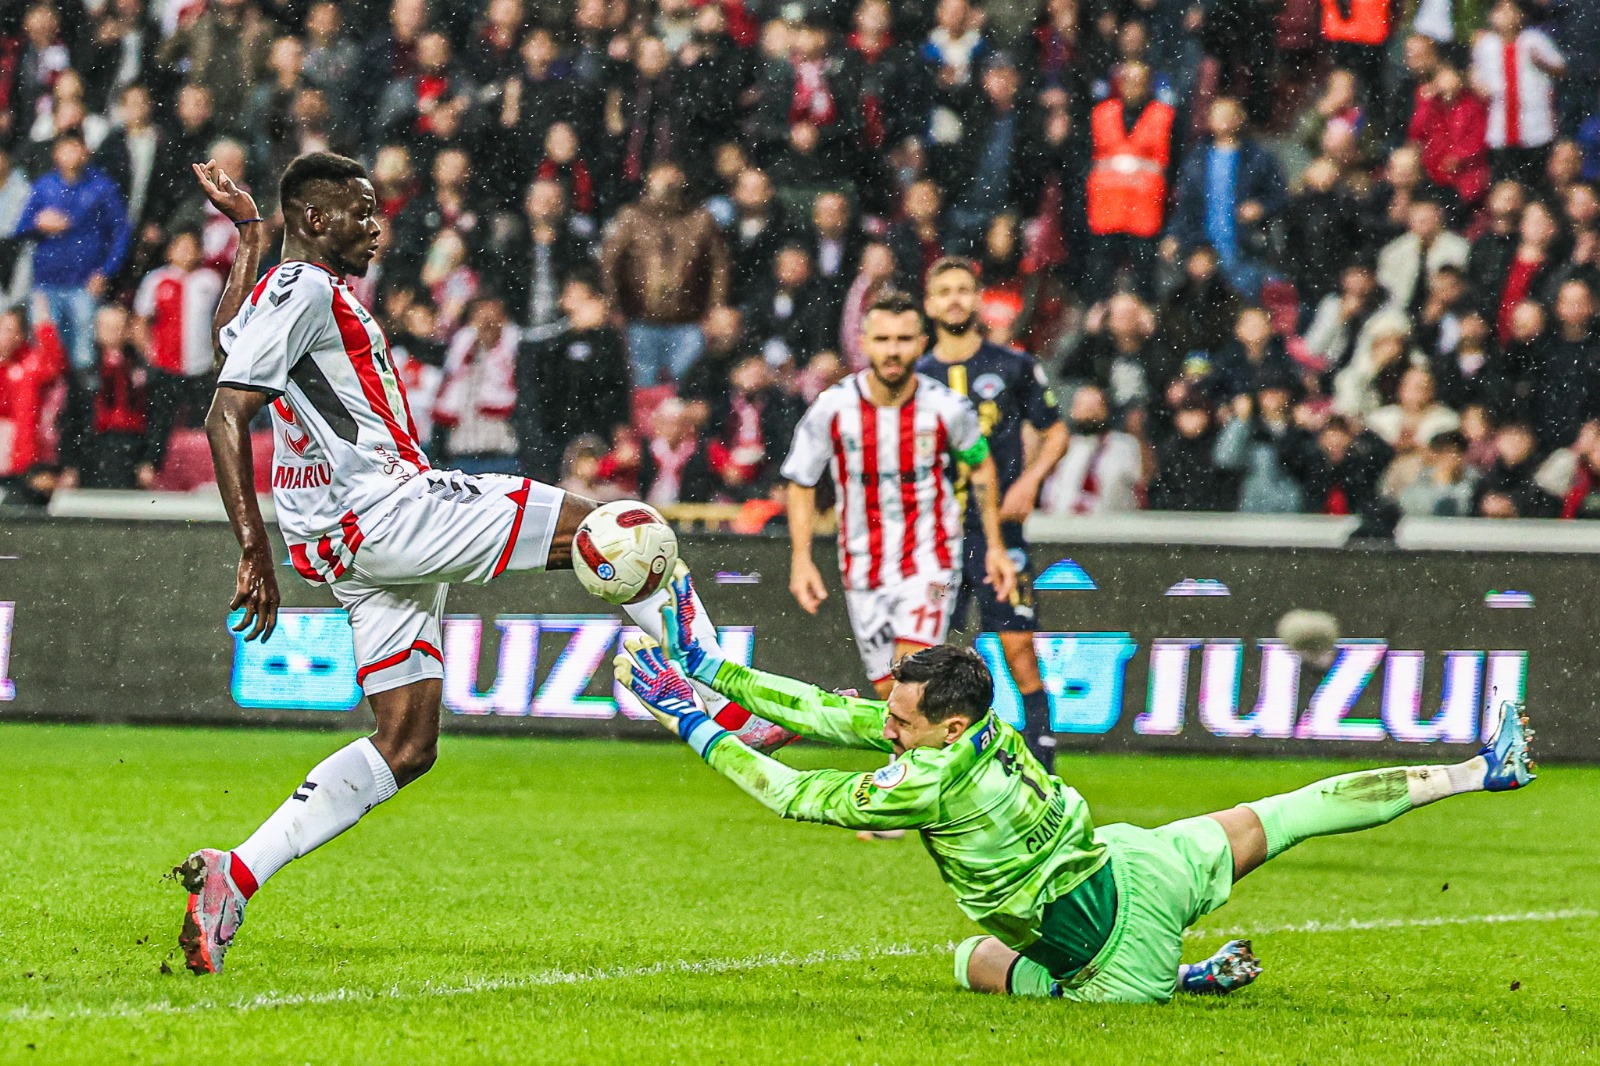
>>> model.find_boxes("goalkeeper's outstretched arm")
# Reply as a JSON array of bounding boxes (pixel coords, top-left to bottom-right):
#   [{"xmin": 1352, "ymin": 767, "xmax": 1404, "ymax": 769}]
[
  {"xmin": 707, "ymin": 660, "xmax": 893, "ymax": 752},
  {"xmin": 703, "ymin": 734, "xmax": 939, "ymax": 831}
]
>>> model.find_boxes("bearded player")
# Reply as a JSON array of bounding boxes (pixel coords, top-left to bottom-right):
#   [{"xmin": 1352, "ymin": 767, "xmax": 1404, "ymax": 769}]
[
  {"xmin": 177, "ymin": 153, "xmax": 789, "ymax": 975},
  {"xmin": 618, "ymin": 568, "xmax": 1537, "ymax": 1003},
  {"xmin": 783, "ymin": 290, "xmax": 1016, "ymax": 698},
  {"xmin": 917, "ymin": 257, "xmax": 1068, "ymax": 770}
]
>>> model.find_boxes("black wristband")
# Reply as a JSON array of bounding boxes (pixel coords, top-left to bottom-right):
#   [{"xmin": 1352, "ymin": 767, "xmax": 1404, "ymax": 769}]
[{"xmin": 234, "ymin": 217, "xmax": 264, "ymax": 227}]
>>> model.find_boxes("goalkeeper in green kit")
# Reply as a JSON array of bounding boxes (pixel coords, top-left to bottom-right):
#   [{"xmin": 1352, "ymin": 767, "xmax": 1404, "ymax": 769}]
[{"xmin": 618, "ymin": 567, "xmax": 1537, "ymax": 1003}]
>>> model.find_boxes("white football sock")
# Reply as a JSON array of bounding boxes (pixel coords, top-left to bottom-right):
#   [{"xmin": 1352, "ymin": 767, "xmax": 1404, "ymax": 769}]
[
  {"xmin": 623, "ymin": 585, "xmax": 733, "ymax": 713},
  {"xmin": 232, "ymin": 737, "xmax": 398, "ymax": 890},
  {"xmin": 1405, "ymin": 757, "xmax": 1488, "ymax": 807}
]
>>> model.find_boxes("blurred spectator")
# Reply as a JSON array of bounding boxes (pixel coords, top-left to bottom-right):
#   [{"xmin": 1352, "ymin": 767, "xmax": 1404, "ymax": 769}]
[
  {"xmin": 1148, "ymin": 392, "xmax": 1236, "ymax": 511},
  {"xmin": 887, "ymin": 178, "xmax": 946, "ymax": 290},
  {"xmin": 1410, "ymin": 64, "xmax": 1491, "ymax": 210},
  {"xmin": 640, "ymin": 397, "xmax": 713, "ymax": 506},
  {"xmin": 1431, "ymin": 309, "xmax": 1511, "ymax": 415},
  {"xmin": 1278, "ymin": 411, "xmax": 1396, "ymax": 526},
  {"xmin": 302, "ymin": 2, "xmax": 361, "ymax": 111},
  {"xmin": 744, "ymin": 244, "xmax": 833, "ymax": 367},
  {"xmin": 1284, "ymin": 158, "xmax": 1366, "ymax": 306},
  {"xmin": 840, "ymin": 242, "xmax": 898, "ymax": 370},
  {"xmin": 1039, "ymin": 385, "xmax": 1146, "ymax": 513},
  {"xmin": 1167, "ymin": 97, "xmax": 1286, "ymax": 299},
  {"xmin": 1367, "ymin": 365, "xmax": 1461, "ymax": 455},
  {"xmin": 69, "ymin": 304, "xmax": 149, "ymax": 490},
  {"xmin": 159, "ymin": 0, "xmax": 275, "ymax": 119},
  {"xmin": 16, "ymin": 131, "xmax": 131, "ymax": 373},
  {"xmin": 421, "ymin": 228, "xmax": 480, "ymax": 336},
  {"xmin": 601, "ymin": 161, "xmax": 730, "ymax": 385},
  {"xmin": 0, "ymin": 147, "xmax": 32, "ymax": 310},
  {"xmin": 516, "ymin": 275, "xmax": 629, "ymax": 480},
  {"xmin": 392, "ymin": 147, "xmax": 485, "ymax": 286},
  {"xmin": 1333, "ymin": 311, "xmax": 1415, "ymax": 416},
  {"xmin": 376, "ymin": 31, "xmax": 478, "ymax": 145},
  {"xmin": 1084, "ymin": 61, "xmax": 1173, "ymax": 302},
  {"xmin": 132, "ymin": 231, "xmax": 221, "ymax": 477},
  {"xmin": 1213, "ymin": 371, "xmax": 1305, "ymax": 513},
  {"xmin": 1471, "ymin": 0, "xmax": 1566, "ymax": 185},
  {"xmin": 94, "ymin": 85, "xmax": 179, "ymax": 251},
  {"xmin": 1376, "ymin": 195, "xmax": 1470, "ymax": 317},
  {"xmin": 1397, "ymin": 429, "xmax": 1479, "ymax": 516},
  {"xmin": 1156, "ymin": 245, "xmax": 1243, "ymax": 366},
  {"xmin": 683, "ymin": 304, "xmax": 759, "ymax": 414},
  {"xmin": 0, "ymin": 296, "xmax": 64, "ymax": 480},
  {"xmin": 557, "ymin": 433, "xmax": 630, "ymax": 502},
  {"xmin": 1212, "ymin": 306, "xmax": 1295, "ymax": 401},
  {"xmin": 805, "ymin": 191, "xmax": 862, "ymax": 313},
  {"xmin": 498, "ymin": 178, "xmax": 593, "ymax": 332},
  {"xmin": 1532, "ymin": 279, "xmax": 1600, "ymax": 449},
  {"xmin": 703, "ymin": 354, "xmax": 804, "ymax": 501},
  {"xmin": 433, "ymin": 295, "xmax": 520, "ymax": 475},
  {"xmin": 1304, "ymin": 262, "xmax": 1389, "ymax": 381},
  {"xmin": 1059, "ymin": 292, "xmax": 1157, "ymax": 414},
  {"xmin": 725, "ymin": 168, "xmax": 795, "ymax": 306},
  {"xmin": 1490, "ymin": 199, "xmax": 1564, "ymax": 343},
  {"xmin": 1476, "ymin": 420, "xmax": 1559, "ymax": 516}
]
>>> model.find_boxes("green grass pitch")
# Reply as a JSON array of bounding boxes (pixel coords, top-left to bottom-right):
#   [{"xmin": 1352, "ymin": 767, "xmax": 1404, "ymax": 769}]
[{"xmin": 1, "ymin": 723, "xmax": 1596, "ymax": 1064}]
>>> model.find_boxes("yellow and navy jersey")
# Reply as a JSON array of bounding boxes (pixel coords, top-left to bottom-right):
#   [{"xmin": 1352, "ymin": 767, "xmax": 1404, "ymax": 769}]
[{"xmin": 917, "ymin": 342, "xmax": 1061, "ymax": 519}]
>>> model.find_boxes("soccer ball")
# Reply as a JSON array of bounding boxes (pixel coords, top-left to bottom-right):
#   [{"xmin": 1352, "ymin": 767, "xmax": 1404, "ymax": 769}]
[{"xmin": 572, "ymin": 501, "xmax": 679, "ymax": 605}]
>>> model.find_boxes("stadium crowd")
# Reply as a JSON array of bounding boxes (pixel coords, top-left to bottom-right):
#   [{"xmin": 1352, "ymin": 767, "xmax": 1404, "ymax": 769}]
[{"xmin": 1, "ymin": 0, "xmax": 1600, "ymax": 528}]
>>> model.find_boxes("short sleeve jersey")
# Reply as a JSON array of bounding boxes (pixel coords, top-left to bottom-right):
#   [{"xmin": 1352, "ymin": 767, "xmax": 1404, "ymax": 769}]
[
  {"xmin": 916, "ymin": 342, "xmax": 1060, "ymax": 527},
  {"xmin": 217, "ymin": 261, "xmax": 430, "ymax": 549},
  {"xmin": 781, "ymin": 371, "xmax": 986, "ymax": 590}
]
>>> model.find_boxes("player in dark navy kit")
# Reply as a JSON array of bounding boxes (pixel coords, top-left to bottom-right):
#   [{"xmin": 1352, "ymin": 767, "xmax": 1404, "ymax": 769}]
[{"xmin": 916, "ymin": 257, "xmax": 1069, "ymax": 769}]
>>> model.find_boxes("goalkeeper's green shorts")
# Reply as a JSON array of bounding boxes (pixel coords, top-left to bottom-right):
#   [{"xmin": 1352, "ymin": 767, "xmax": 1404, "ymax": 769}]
[{"xmin": 1047, "ymin": 817, "xmax": 1235, "ymax": 1004}]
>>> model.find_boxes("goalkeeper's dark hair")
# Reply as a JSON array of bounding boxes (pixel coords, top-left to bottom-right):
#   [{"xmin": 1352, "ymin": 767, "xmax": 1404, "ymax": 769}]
[
  {"xmin": 892, "ymin": 645, "xmax": 993, "ymax": 723},
  {"xmin": 280, "ymin": 151, "xmax": 368, "ymax": 213}
]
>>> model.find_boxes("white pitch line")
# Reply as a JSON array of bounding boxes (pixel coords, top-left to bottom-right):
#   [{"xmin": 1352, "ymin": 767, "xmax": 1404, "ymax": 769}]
[
  {"xmin": 8, "ymin": 908, "xmax": 1595, "ymax": 1023},
  {"xmin": 1189, "ymin": 906, "xmax": 1598, "ymax": 939}
]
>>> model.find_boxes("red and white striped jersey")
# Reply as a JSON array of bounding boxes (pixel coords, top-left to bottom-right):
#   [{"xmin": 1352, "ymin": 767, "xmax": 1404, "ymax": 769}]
[
  {"xmin": 217, "ymin": 260, "xmax": 431, "ymax": 579},
  {"xmin": 134, "ymin": 265, "xmax": 223, "ymax": 376},
  {"xmin": 782, "ymin": 371, "xmax": 985, "ymax": 591}
]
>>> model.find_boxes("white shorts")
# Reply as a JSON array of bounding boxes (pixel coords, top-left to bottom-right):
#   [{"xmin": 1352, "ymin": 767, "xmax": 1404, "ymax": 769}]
[
  {"xmin": 322, "ymin": 470, "xmax": 566, "ymax": 695},
  {"xmin": 844, "ymin": 572, "xmax": 957, "ymax": 684}
]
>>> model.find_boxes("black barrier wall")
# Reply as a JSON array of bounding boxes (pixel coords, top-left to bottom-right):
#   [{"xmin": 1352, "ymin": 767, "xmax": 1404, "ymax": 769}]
[{"xmin": 0, "ymin": 517, "xmax": 1592, "ymax": 760}]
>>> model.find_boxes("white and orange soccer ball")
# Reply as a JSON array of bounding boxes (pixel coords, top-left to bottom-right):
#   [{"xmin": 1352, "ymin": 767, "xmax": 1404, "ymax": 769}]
[{"xmin": 572, "ymin": 500, "xmax": 679, "ymax": 605}]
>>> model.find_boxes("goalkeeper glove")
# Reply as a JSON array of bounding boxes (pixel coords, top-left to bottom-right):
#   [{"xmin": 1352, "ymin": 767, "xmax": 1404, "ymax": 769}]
[
  {"xmin": 614, "ymin": 635, "xmax": 727, "ymax": 759},
  {"xmin": 659, "ymin": 563, "xmax": 724, "ymax": 685}
]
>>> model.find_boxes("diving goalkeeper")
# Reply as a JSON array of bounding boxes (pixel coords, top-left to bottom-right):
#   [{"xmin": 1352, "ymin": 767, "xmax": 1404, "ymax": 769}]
[{"xmin": 616, "ymin": 568, "xmax": 1537, "ymax": 1003}]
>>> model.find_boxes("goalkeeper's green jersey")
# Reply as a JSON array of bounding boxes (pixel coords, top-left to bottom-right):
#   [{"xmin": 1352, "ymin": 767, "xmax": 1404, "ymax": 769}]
[{"xmin": 703, "ymin": 661, "xmax": 1110, "ymax": 950}]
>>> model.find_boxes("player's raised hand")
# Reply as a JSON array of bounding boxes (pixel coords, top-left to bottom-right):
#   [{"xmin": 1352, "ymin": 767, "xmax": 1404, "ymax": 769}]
[
  {"xmin": 790, "ymin": 556, "xmax": 829, "ymax": 614},
  {"xmin": 192, "ymin": 160, "xmax": 259, "ymax": 224},
  {"xmin": 230, "ymin": 544, "xmax": 280, "ymax": 643},
  {"xmin": 984, "ymin": 545, "xmax": 1018, "ymax": 604},
  {"xmin": 660, "ymin": 562, "xmax": 722, "ymax": 684},
  {"xmin": 614, "ymin": 635, "xmax": 727, "ymax": 759}
]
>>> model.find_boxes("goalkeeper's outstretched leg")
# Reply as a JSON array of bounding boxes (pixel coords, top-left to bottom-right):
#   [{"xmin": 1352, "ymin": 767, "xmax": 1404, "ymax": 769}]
[{"xmin": 954, "ymin": 704, "xmax": 1535, "ymax": 1001}]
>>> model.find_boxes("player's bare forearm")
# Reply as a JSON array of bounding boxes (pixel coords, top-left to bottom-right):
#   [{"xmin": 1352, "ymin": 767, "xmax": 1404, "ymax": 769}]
[
  {"xmin": 207, "ymin": 387, "xmax": 271, "ymax": 551},
  {"xmin": 211, "ymin": 221, "xmax": 269, "ymax": 372},
  {"xmin": 786, "ymin": 481, "xmax": 829, "ymax": 613},
  {"xmin": 970, "ymin": 456, "xmax": 1006, "ymax": 549},
  {"xmin": 708, "ymin": 659, "xmax": 892, "ymax": 751},
  {"xmin": 206, "ymin": 386, "xmax": 280, "ymax": 640}
]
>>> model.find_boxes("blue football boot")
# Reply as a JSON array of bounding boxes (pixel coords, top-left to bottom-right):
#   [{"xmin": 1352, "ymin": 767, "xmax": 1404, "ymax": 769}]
[{"xmin": 1482, "ymin": 702, "xmax": 1536, "ymax": 792}]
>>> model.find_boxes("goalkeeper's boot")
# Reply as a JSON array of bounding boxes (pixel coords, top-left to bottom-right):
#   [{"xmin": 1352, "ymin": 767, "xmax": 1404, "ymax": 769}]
[
  {"xmin": 1178, "ymin": 939, "xmax": 1261, "ymax": 995},
  {"xmin": 175, "ymin": 848, "xmax": 249, "ymax": 975},
  {"xmin": 1482, "ymin": 702, "xmax": 1536, "ymax": 792}
]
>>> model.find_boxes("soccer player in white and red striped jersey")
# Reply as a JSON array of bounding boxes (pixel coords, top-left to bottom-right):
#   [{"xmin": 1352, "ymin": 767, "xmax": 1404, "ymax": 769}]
[
  {"xmin": 132, "ymin": 229, "xmax": 222, "ymax": 481},
  {"xmin": 783, "ymin": 290, "xmax": 1016, "ymax": 698},
  {"xmin": 176, "ymin": 152, "xmax": 790, "ymax": 975}
]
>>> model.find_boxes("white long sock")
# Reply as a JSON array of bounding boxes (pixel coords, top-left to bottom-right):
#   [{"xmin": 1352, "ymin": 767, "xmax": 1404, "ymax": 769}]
[
  {"xmin": 1405, "ymin": 756, "xmax": 1488, "ymax": 807},
  {"xmin": 622, "ymin": 584, "xmax": 791, "ymax": 739},
  {"xmin": 623, "ymin": 584, "xmax": 733, "ymax": 713},
  {"xmin": 232, "ymin": 737, "xmax": 398, "ymax": 891}
]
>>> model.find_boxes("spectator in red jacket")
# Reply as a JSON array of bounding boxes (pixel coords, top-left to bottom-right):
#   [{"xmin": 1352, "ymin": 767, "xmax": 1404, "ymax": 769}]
[
  {"xmin": 1409, "ymin": 64, "xmax": 1491, "ymax": 209},
  {"xmin": 0, "ymin": 296, "xmax": 65, "ymax": 480}
]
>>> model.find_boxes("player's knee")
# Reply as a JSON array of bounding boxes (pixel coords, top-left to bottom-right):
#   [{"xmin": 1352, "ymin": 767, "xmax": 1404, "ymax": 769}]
[{"xmin": 954, "ymin": 935, "xmax": 1015, "ymax": 994}]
